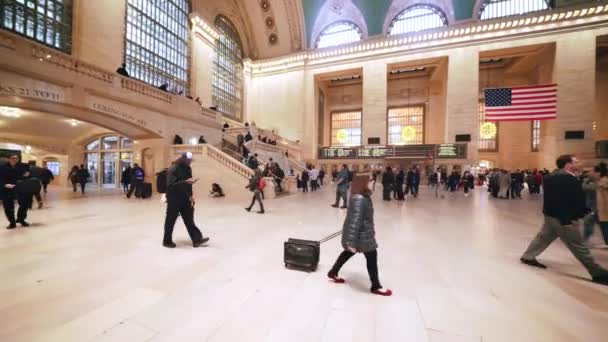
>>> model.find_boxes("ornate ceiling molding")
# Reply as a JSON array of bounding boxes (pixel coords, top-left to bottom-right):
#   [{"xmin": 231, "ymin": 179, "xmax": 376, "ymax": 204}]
[{"xmin": 285, "ymin": 0, "xmax": 306, "ymax": 51}]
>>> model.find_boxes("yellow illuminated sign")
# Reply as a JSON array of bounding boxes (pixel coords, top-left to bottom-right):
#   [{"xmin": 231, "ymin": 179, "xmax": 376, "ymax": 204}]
[
  {"xmin": 480, "ymin": 122, "xmax": 497, "ymax": 139},
  {"xmin": 336, "ymin": 129, "xmax": 348, "ymax": 143},
  {"xmin": 401, "ymin": 126, "xmax": 416, "ymax": 142}
]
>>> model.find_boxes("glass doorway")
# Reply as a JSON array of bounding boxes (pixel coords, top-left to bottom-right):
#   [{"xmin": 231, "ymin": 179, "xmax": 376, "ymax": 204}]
[
  {"xmin": 102, "ymin": 152, "xmax": 118, "ymax": 189},
  {"xmin": 84, "ymin": 135, "xmax": 135, "ymax": 190},
  {"xmin": 86, "ymin": 153, "xmax": 99, "ymax": 187}
]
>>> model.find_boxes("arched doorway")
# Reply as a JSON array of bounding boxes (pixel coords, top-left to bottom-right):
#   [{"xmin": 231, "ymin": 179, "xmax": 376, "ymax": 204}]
[{"xmin": 84, "ymin": 135, "xmax": 135, "ymax": 189}]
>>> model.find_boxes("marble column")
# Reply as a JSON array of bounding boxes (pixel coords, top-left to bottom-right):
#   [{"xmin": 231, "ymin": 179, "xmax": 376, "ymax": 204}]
[
  {"xmin": 550, "ymin": 31, "xmax": 596, "ymax": 165},
  {"xmin": 445, "ymin": 48, "xmax": 480, "ymax": 163},
  {"xmin": 362, "ymin": 62, "xmax": 388, "ymax": 145}
]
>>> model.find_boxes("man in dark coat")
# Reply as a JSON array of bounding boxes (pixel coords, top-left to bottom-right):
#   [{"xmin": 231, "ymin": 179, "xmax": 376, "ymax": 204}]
[
  {"xmin": 405, "ymin": 168, "xmax": 414, "ymax": 196},
  {"xmin": 0, "ymin": 154, "xmax": 31, "ymax": 228},
  {"xmin": 521, "ymin": 155, "xmax": 608, "ymax": 286},
  {"xmin": 76, "ymin": 164, "xmax": 90, "ymax": 194},
  {"xmin": 381, "ymin": 166, "xmax": 394, "ymax": 201},
  {"xmin": 27, "ymin": 161, "xmax": 47, "ymax": 209},
  {"xmin": 395, "ymin": 168, "xmax": 405, "ymax": 201},
  {"xmin": 116, "ymin": 63, "xmax": 129, "ymax": 77},
  {"xmin": 163, "ymin": 152, "xmax": 209, "ymax": 248},
  {"xmin": 244, "ymin": 132, "xmax": 253, "ymax": 142},
  {"xmin": 412, "ymin": 167, "xmax": 421, "ymax": 197}
]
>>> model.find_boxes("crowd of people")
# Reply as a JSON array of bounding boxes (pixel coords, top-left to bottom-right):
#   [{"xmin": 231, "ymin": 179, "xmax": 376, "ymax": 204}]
[{"xmin": 486, "ymin": 168, "xmax": 549, "ymax": 199}]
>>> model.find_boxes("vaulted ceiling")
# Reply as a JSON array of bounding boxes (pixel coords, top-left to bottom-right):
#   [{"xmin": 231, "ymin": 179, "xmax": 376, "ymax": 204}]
[{"xmin": 192, "ymin": 0, "xmax": 595, "ymax": 60}]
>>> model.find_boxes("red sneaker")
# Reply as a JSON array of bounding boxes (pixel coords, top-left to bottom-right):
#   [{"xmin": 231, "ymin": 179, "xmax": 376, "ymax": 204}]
[
  {"xmin": 327, "ymin": 272, "xmax": 345, "ymax": 284},
  {"xmin": 371, "ymin": 288, "xmax": 393, "ymax": 296}
]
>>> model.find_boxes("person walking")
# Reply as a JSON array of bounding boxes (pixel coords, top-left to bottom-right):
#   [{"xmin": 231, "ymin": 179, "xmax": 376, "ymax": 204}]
[
  {"xmin": 0, "ymin": 154, "xmax": 31, "ymax": 228},
  {"xmin": 412, "ymin": 167, "xmax": 421, "ymax": 197},
  {"xmin": 121, "ymin": 166, "xmax": 132, "ymax": 193},
  {"xmin": 327, "ymin": 174, "xmax": 392, "ymax": 296},
  {"xmin": 309, "ymin": 166, "xmax": 319, "ymax": 192},
  {"xmin": 245, "ymin": 169, "xmax": 265, "ymax": 214},
  {"xmin": 463, "ymin": 171, "xmax": 475, "ymax": 197},
  {"xmin": 27, "ymin": 161, "xmax": 46, "ymax": 209},
  {"xmin": 163, "ymin": 152, "xmax": 209, "ymax": 248},
  {"xmin": 76, "ymin": 164, "xmax": 90, "ymax": 194},
  {"xmin": 319, "ymin": 168, "xmax": 326, "ymax": 186},
  {"xmin": 381, "ymin": 166, "xmax": 394, "ymax": 201},
  {"xmin": 127, "ymin": 163, "xmax": 145, "ymax": 198},
  {"xmin": 593, "ymin": 163, "xmax": 608, "ymax": 246},
  {"xmin": 301, "ymin": 168, "xmax": 310, "ymax": 193},
  {"xmin": 331, "ymin": 164, "xmax": 350, "ymax": 209},
  {"xmin": 68, "ymin": 166, "xmax": 79, "ymax": 193},
  {"xmin": 520, "ymin": 155, "xmax": 608, "ymax": 286},
  {"xmin": 395, "ymin": 168, "xmax": 405, "ymax": 201}
]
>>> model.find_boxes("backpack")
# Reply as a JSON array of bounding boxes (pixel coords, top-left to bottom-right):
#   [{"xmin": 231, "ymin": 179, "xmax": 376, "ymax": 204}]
[
  {"xmin": 258, "ymin": 178, "xmax": 266, "ymax": 190},
  {"xmin": 156, "ymin": 169, "xmax": 168, "ymax": 193},
  {"xmin": 134, "ymin": 169, "xmax": 144, "ymax": 180},
  {"xmin": 248, "ymin": 176, "xmax": 259, "ymax": 192}
]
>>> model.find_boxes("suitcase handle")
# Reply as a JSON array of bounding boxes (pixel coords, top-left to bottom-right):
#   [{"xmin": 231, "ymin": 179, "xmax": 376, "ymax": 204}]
[{"xmin": 319, "ymin": 230, "xmax": 342, "ymax": 244}]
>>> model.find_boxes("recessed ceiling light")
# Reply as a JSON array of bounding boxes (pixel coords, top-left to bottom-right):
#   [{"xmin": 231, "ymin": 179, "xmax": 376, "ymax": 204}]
[
  {"xmin": 68, "ymin": 119, "xmax": 79, "ymax": 126},
  {"xmin": 0, "ymin": 106, "xmax": 21, "ymax": 118}
]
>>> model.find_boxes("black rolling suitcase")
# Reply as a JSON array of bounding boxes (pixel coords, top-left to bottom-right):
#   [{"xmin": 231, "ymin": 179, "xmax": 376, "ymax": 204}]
[
  {"xmin": 284, "ymin": 231, "xmax": 341, "ymax": 272},
  {"xmin": 140, "ymin": 182, "xmax": 152, "ymax": 199}
]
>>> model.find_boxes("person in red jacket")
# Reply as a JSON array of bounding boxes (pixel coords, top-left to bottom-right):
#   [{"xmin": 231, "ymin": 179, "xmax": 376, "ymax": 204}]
[{"xmin": 245, "ymin": 170, "xmax": 265, "ymax": 214}]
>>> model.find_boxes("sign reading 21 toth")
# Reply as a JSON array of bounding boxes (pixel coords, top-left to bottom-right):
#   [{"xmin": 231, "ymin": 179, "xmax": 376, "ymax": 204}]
[{"xmin": 0, "ymin": 84, "xmax": 62, "ymax": 102}]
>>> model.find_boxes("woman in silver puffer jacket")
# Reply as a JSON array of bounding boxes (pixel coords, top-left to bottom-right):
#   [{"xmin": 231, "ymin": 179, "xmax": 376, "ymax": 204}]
[{"xmin": 327, "ymin": 174, "xmax": 392, "ymax": 296}]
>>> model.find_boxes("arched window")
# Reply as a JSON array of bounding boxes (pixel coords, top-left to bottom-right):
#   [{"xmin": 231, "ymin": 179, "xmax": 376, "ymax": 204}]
[
  {"xmin": 388, "ymin": 5, "xmax": 448, "ymax": 36},
  {"xmin": 124, "ymin": 0, "xmax": 190, "ymax": 94},
  {"xmin": 316, "ymin": 22, "xmax": 362, "ymax": 49},
  {"xmin": 479, "ymin": 0, "xmax": 551, "ymax": 20},
  {"xmin": 1, "ymin": 0, "xmax": 73, "ymax": 53},
  {"xmin": 213, "ymin": 15, "xmax": 243, "ymax": 119}
]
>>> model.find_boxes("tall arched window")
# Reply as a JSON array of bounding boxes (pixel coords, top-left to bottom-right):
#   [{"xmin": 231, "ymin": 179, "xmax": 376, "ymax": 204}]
[
  {"xmin": 1, "ymin": 0, "xmax": 73, "ymax": 53},
  {"xmin": 213, "ymin": 15, "xmax": 243, "ymax": 119},
  {"xmin": 316, "ymin": 22, "xmax": 362, "ymax": 49},
  {"xmin": 479, "ymin": 0, "xmax": 551, "ymax": 20},
  {"xmin": 125, "ymin": 0, "xmax": 190, "ymax": 93},
  {"xmin": 388, "ymin": 5, "xmax": 448, "ymax": 36}
]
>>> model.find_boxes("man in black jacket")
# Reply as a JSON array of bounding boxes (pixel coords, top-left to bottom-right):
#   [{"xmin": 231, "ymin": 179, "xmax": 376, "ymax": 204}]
[
  {"xmin": 521, "ymin": 155, "xmax": 608, "ymax": 286},
  {"xmin": 381, "ymin": 166, "xmax": 394, "ymax": 201},
  {"xmin": 0, "ymin": 154, "xmax": 31, "ymax": 228},
  {"xmin": 163, "ymin": 152, "xmax": 209, "ymax": 248}
]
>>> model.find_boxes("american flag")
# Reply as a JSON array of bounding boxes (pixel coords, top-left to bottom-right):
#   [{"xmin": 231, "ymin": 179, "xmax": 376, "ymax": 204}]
[{"xmin": 484, "ymin": 84, "xmax": 557, "ymax": 121}]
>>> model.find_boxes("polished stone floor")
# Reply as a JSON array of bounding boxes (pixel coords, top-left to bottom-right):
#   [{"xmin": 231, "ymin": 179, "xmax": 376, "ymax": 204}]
[{"xmin": 1, "ymin": 182, "xmax": 607, "ymax": 342}]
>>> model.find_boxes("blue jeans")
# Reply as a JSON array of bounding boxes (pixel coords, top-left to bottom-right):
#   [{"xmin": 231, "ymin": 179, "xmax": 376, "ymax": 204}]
[{"xmin": 584, "ymin": 212, "xmax": 608, "ymax": 244}]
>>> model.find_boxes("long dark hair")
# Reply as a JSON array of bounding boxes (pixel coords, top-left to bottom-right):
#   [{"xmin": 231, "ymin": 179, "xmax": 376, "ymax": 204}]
[
  {"xmin": 597, "ymin": 162, "xmax": 608, "ymax": 178},
  {"xmin": 350, "ymin": 174, "xmax": 372, "ymax": 196}
]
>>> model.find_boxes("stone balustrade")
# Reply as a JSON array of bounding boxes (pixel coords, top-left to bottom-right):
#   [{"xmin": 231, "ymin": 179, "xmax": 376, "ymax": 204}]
[
  {"xmin": 170, "ymin": 144, "xmax": 253, "ymax": 180},
  {"xmin": 120, "ymin": 77, "xmax": 172, "ymax": 103},
  {"xmin": 31, "ymin": 46, "xmax": 114, "ymax": 84}
]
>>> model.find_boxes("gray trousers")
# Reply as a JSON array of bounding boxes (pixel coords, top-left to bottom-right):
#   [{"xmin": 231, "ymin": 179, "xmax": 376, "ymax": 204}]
[{"xmin": 522, "ymin": 216, "xmax": 608, "ymax": 278}]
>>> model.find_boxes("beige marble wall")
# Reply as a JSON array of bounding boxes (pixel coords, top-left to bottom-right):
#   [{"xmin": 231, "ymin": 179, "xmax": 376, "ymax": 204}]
[
  {"xmin": 362, "ymin": 62, "xmax": 388, "ymax": 145},
  {"xmin": 73, "ymin": 0, "xmax": 126, "ymax": 71},
  {"xmin": 191, "ymin": 37, "xmax": 215, "ymax": 108},
  {"xmin": 553, "ymin": 32, "xmax": 597, "ymax": 164},
  {"xmin": 445, "ymin": 48, "xmax": 480, "ymax": 163},
  {"xmin": 595, "ymin": 51, "xmax": 608, "ymax": 141}
]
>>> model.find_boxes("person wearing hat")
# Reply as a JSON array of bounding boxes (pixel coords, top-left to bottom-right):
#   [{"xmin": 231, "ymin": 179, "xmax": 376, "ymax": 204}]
[{"xmin": 163, "ymin": 152, "xmax": 210, "ymax": 248}]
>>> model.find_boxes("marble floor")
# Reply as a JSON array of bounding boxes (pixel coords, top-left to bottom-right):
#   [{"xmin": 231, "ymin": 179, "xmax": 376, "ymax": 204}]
[{"xmin": 1, "ymin": 183, "xmax": 607, "ymax": 342}]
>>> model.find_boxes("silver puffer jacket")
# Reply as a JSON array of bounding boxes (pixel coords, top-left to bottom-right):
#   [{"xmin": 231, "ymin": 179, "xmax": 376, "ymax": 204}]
[{"xmin": 341, "ymin": 194, "xmax": 378, "ymax": 253}]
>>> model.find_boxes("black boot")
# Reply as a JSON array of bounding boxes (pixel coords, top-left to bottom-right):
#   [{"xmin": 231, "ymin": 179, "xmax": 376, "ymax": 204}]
[{"xmin": 6, "ymin": 222, "xmax": 16, "ymax": 229}]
